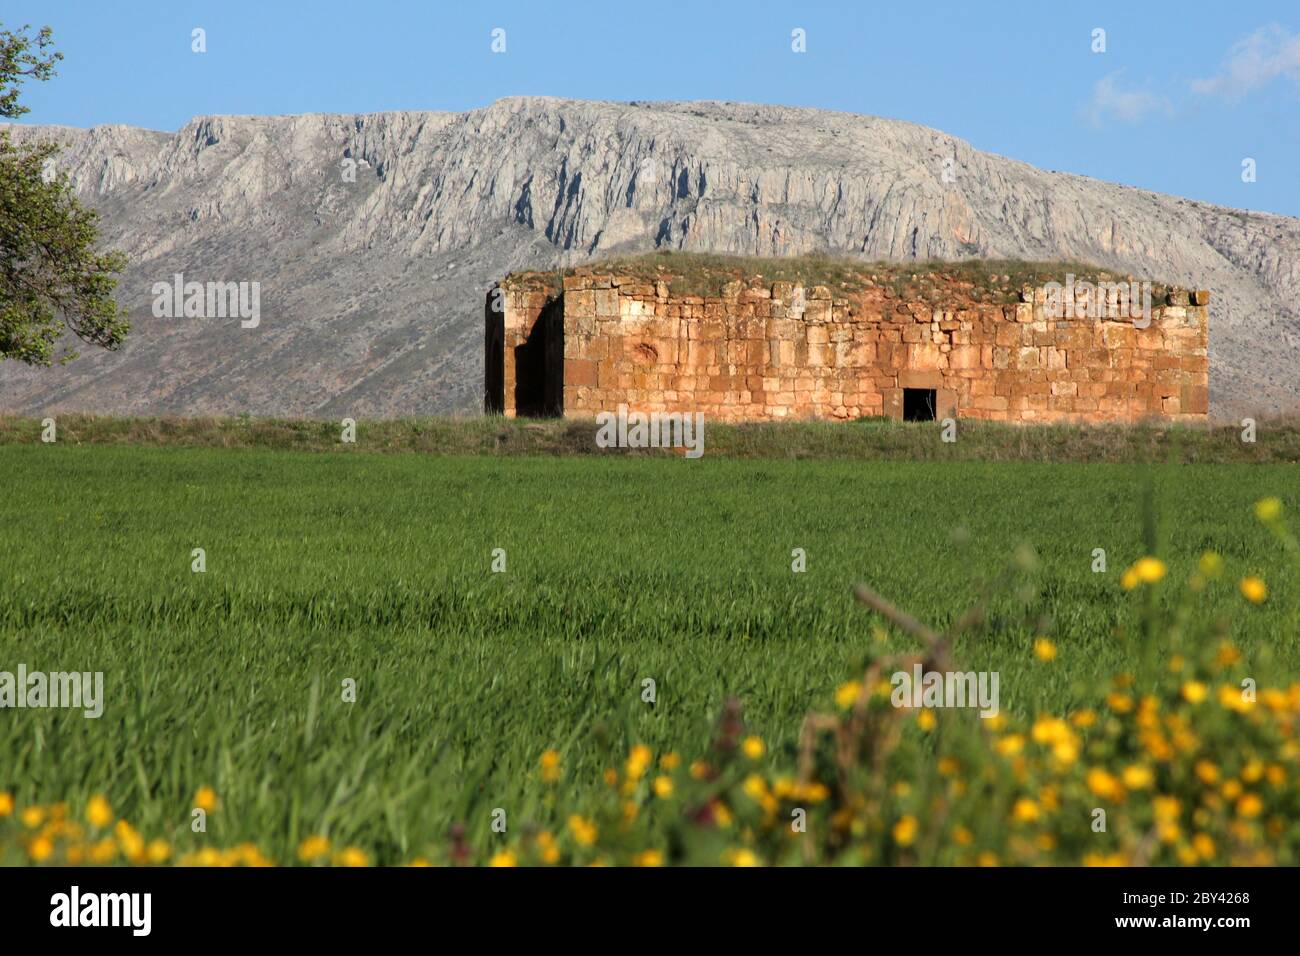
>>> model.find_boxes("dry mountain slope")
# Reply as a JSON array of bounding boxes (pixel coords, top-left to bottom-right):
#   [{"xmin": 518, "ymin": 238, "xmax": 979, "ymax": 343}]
[{"xmin": 1, "ymin": 97, "xmax": 1296, "ymax": 420}]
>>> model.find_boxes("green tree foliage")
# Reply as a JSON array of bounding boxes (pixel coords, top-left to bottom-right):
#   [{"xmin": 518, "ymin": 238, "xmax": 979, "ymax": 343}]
[{"xmin": 1, "ymin": 23, "xmax": 128, "ymax": 364}]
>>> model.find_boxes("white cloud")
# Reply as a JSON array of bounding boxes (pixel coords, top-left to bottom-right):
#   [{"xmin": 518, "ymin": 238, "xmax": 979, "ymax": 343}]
[
  {"xmin": 1086, "ymin": 71, "xmax": 1170, "ymax": 125},
  {"xmin": 1192, "ymin": 24, "xmax": 1300, "ymax": 99}
]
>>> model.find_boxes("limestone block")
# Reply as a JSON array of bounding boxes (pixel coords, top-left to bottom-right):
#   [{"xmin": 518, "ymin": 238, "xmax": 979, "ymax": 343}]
[
  {"xmin": 949, "ymin": 346, "xmax": 981, "ymax": 370},
  {"xmin": 899, "ymin": 369, "xmax": 944, "ymax": 389},
  {"xmin": 594, "ymin": 289, "xmax": 619, "ymax": 317},
  {"xmin": 908, "ymin": 343, "xmax": 945, "ymax": 369},
  {"xmin": 804, "ymin": 299, "xmax": 832, "ymax": 324},
  {"xmin": 566, "ymin": 358, "xmax": 598, "ymax": 387}
]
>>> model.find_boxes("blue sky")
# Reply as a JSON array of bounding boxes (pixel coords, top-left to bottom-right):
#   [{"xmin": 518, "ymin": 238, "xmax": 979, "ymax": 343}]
[{"xmin": 5, "ymin": 0, "xmax": 1299, "ymax": 216}]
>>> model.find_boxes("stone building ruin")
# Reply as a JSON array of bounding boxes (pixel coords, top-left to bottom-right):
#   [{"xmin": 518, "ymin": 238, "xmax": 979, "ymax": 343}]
[{"xmin": 485, "ymin": 263, "xmax": 1209, "ymax": 424}]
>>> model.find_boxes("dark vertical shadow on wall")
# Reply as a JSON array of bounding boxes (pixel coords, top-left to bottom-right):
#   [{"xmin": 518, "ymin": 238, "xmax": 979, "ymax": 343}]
[
  {"xmin": 484, "ymin": 288, "xmax": 504, "ymax": 414},
  {"xmin": 543, "ymin": 296, "xmax": 564, "ymax": 417},
  {"xmin": 514, "ymin": 296, "xmax": 564, "ymax": 418}
]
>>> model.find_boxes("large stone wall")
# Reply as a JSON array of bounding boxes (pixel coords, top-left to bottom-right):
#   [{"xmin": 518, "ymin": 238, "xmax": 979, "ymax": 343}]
[{"xmin": 488, "ymin": 271, "xmax": 1209, "ymax": 423}]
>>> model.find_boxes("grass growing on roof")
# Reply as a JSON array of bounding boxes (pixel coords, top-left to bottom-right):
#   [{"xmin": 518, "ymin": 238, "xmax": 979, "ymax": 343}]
[{"xmin": 504, "ymin": 250, "xmax": 1181, "ymax": 304}]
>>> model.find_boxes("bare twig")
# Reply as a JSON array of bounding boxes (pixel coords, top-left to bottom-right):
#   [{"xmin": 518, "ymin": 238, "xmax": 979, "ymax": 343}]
[{"xmin": 852, "ymin": 583, "xmax": 942, "ymax": 648}]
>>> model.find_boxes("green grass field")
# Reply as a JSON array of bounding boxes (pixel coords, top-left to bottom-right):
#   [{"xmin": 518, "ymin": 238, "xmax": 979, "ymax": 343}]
[{"xmin": 1, "ymin": 442, "xmax": 1297, "ymax": 864}]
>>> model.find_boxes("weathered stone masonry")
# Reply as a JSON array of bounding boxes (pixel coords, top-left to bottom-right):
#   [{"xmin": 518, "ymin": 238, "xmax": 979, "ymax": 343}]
[{"xmin": 486, "ymin": 272, "xmax": 1209, "ymax": 423}]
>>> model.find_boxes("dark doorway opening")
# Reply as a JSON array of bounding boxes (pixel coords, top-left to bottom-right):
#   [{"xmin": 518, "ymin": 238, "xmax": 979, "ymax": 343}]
[
  {"xmin": 903, "ymin": 387, "xmax": 936, "ymax": 422},
  {"xmin": 513, "ymin": 297, "xmax": 564, "ymax": 417},
  {"xmin": 484, "ymin": 289, "xmax": 504, "ymax": 414}
]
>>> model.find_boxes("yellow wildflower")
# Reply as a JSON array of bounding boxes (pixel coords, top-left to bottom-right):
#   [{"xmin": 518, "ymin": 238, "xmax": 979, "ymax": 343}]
[
  {"xmin": 20, "ymin": 806, "xmax": 45, "ymax": 829},
  {"xmin": 537, "ymin": 831, "xmax": 561, "ymax": 864},
  {"xmin": 1236, "ymin": 793, "xmax": 1263, "ymax": 819},
  {"xmin": 28, "ymin": 835, "xmax": 54, "ymax": 862},
  {"xmin": 1240, "ymin": 576, "xmax": 1267, "ymax": 604},
  {"xmin": 995, "ymin": 734, "xmax": 1025, "ymax": 756},
  {"xmin": 297, "ymin": 835, "xmax": 331, "ymax": 862},
  {"xmin": 892, "ymin": 815, "xmax": 918, "ymax": 846},
  {"xmin": 741, "ymin": 736, "xmax": 765, "ymax": 759},
  {"xmin": 539, "ymin": 749, "xmax": 561, "ymax": 784},
  {"xmin": 113, "ymin": 821, "xmax": 145, "ymax": 862},
  {"xmin": 1254, "ymin": 497, "xmax": 1282, "ymax": 522},
  {"xmin": 1033, "ymin": 638, "xmax": 1057, "ymax": 662},
  {"xmin": 1031, "ymin": 716, "xmax": 1070, "ymax": 746},
  {"xmin": 1051, "ymin": 737, "xmax": 1080, "ymax": 766},
  {"xmin": 567, "ymin": 814, "xmax": 597, "ymax": 846},
  {"xmin": 1106, "ymin": 692, "xmax": 1133, "ymax": 713},
  {"xmin": 1121, "ymin": 765, "xmax": 1154, "ymax": 789},
  {"xmin": 835, "ymin": 680, "xmax": 862, "ymax": 710},
  {"xmin": 1195, "ymin": 760, "xmax": 1220, "ymax": 785},
  {"xmin": 89, "ymin": 838, "xmax": 118, "ymax": 863},
  {"xmin": 1153, "ymin": 796, "xmax": 1181, "ymax": 822},
  {"xmin": 798, "ymin": 781, "xmax": 829, "ymax": 803},
  {"xmin": 86, "ymin": 795, "xmax": 113, "ymax": 829},
  {"xmin": 1134, "ymin": 556, "xmax": 1166, "ymax": 583},
  {"xmin": 1011, "ymin": 798, "xmax": 1040, "ymax": 823},
  {"xmin": 1085, "ymin": 768, "xmax": 1123, "ymax": 801},
  {"xmin": 1217, "ymin": 684, "xmax": 1252, "ymax": 713},
  {"xmin": 625, "ymin": 745, "xmax": 652, "ymax": 780},
  {"xmin": 1215, "ymin": 643, "xmax": 1242, "ymax": 668},
  {"xmin": 334, "ymin": 846, "xmax": 370, "ymax": 867},
  {"xmin": 1193, "ymin": 833, "xmax": 1215, "ymax": 860}
]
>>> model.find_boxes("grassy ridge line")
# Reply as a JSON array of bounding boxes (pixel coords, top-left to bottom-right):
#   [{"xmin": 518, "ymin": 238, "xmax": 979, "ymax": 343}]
[{"xmin": 1, "ymin": 413, "xmax": 1297, "ymax": 463}]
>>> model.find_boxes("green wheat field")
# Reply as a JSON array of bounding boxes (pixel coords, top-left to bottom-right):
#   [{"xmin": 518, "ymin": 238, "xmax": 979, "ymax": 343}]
[{"xmin": 2, "ymin": 428, "xmax": 1298, "ymax": 865}]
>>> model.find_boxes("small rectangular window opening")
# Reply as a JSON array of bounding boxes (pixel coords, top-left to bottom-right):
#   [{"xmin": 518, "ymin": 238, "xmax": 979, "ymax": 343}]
[{"xmin": 903, "ymin": 388, "xmax": 936, "ymax": 422}]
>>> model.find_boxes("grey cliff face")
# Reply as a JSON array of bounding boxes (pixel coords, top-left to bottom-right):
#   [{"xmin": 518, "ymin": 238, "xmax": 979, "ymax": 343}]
[{"xmin": 1, "ymin": 96, "xmax": 1296, "ymax": 420}]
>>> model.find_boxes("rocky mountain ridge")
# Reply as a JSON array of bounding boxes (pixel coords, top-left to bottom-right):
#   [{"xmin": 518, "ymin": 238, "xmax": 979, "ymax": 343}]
[{"xmin": 1, "ymin": 97, "xmax": 1296, "ymax": 419}]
